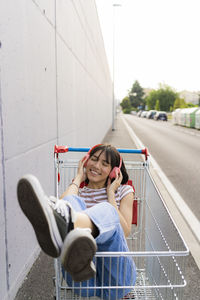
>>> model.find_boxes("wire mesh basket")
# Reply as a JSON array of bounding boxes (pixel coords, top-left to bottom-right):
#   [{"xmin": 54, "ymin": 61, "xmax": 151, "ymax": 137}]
[{"xmin": 54, "ymin": 147, "xmax": 189, "ymax": 300}]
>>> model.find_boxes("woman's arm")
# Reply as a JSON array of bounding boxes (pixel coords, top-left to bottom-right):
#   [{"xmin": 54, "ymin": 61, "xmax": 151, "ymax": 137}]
[
  {"xmin": 60, "ymin": 156, "xmax": 87, "ymax": 199},
  {"xmin": 118, "ymin": 192, "xmax": 134, "ymax": 236},
  {"xmin": 107, "ymin": 171, "xmax": 134, "ymax": 237},
  {"xmin": 107, "ymin": 189, "xmax": 134, "ymax": 237}
]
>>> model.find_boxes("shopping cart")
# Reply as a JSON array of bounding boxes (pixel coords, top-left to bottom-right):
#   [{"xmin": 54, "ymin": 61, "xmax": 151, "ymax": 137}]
[{"xmin": 53, "ymin": 145, "xmax": 189, "ymax": 300}]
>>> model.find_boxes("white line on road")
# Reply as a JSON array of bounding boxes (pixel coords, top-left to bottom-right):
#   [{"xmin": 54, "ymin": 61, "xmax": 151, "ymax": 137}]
[{"xmin": 122, "ymin": 115, "xmax": 200, "ymax": 245}]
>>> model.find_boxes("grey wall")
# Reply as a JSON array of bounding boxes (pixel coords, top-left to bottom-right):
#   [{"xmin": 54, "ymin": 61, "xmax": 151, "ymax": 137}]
[{"xmin": 0, "ymin": 1, "xmax": 112, "ymax": 299}]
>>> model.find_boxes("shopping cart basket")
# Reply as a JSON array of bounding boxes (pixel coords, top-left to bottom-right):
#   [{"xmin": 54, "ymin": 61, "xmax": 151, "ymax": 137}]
[{"xmin": 53, "ymin": 145, "xmax": 189, "ymax": 300}]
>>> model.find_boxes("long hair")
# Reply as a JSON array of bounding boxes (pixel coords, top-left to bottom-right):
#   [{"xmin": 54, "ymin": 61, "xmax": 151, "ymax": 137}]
[{"xmin": 85, "ymin": 144, "xmax": 129, "ymax": 185}]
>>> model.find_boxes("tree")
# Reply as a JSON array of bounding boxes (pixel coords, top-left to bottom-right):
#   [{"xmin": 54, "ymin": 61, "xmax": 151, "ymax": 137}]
[
  {"xmin": 120, "ymin": 97, "xmax": 132, "ymax": 114},
  {"xmin": 146, "ymin": 86, "xmax": 178, "ymax": 111},
  {"xmin": 155, "ymin": 99, "xmax": 160, "ymax": 111},
  {"xmin": 173, "ymin": 98, "xmax": 187, "ymax": 110},
  {"xmin": 186, "ymin": 102, "xmax": 198, "ymax": 108},
  {"xmin": 146, "ymin": 90, "xmax": 158, "ymax": 110},
  {"xmin": 173, "ymin": 98, "xmax": 198, "ymax": 110},
  {"xmin": 173, "ymin": 98, "xmax": 183, "ymax": 110},
  {"xmin": 129, "ymin": 80, "xmax": 145, "ymax": 110}
]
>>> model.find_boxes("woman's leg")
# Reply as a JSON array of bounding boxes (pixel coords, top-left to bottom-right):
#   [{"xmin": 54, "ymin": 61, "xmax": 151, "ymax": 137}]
[
  {"xmin": 61, "ymin": 195, "xmax": 98, "ymax": 297},
  {"xmin": 62, "ymin": 195, "xmax": 99, "ymax": 237},
  {"xmin": 83, "ymin": 201, "xmax": 137, "ymax": 300},
  {"xmin": 17, "ymin": 176, "xmax": 97, "ymax": 283},
  {"xmin": 62, "ymin": 197, "xmax": 136, "ymax": 300}
]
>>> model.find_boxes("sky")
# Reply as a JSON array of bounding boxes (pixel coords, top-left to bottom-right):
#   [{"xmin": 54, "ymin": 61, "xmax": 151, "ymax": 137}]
[{"xmin": 95, "ymin": 0, "xmax": 200, "ymax": 100}]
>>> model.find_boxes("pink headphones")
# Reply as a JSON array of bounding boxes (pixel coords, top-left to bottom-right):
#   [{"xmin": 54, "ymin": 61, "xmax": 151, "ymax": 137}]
[
  {"xmin": 83, "ymin": 144, "xmax": 122, "ymax": 179},
  {"xmin": 83, "ymin": 144, "xmax": 102, "ymax": 167},
  {"xmin": 109, "ymin": 155, "xmax": 122, "ymax": 179}
]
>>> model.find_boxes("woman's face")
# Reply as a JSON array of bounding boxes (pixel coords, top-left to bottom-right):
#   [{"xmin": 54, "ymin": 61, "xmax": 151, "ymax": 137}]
[{"xmin": 85, "ymin": 150, "xmax": 112, "ymax": 188}]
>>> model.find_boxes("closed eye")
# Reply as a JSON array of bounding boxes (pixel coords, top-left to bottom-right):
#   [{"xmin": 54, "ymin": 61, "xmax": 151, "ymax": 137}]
[
  {"xmin": 91, "ymin": 156, "xmax": 98, "ymax": 161},
  {"xmin": 91, "ymin": 156, "xmax": 110, "ymax": 166},
  {"xmin": 102, "ymin": 161, "xmax": 110, "ymax": 167}
]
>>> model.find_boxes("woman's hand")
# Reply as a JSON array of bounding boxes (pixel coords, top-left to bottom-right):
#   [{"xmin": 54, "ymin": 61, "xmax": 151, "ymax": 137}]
[
  {"xmin": 60, "ymin": 155, "xmax": 88, "ymax": 198},
  {"xmin": 106, "ymin": 170, "xmax": 123, "ymax": 198},
  {"xmin": 76, "ymin": 155, "xmax": 88, "ymax": 183}
]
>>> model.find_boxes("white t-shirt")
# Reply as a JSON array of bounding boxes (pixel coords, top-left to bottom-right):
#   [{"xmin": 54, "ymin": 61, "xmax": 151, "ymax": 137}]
[{"xmin": 79, "ymin": 185, "xmax": 134, "ymax": 209}]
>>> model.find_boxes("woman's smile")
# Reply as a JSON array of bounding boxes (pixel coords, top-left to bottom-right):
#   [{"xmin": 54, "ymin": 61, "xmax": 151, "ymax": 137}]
[{"xmin": 89, "ymin": 168, "xmax": 101, "ymax": 176}]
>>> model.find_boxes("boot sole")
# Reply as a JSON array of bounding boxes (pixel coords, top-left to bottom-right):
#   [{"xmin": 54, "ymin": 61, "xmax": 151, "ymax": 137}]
[
  {"xmin": 17, "ymin": 175, "xmax": 62, "ymax": 257},
  {"xmin": 61, "ymin": 228, "xmax": 97, "ymax": 281}
]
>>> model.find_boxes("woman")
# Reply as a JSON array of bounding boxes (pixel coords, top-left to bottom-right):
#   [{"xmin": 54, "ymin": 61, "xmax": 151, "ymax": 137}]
[{"xmin": 17, "ymin": 144, "xmax": 136, "ymax": 299}]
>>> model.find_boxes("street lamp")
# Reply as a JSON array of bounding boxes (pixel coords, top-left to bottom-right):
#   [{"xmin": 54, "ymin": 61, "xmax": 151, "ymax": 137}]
[
  {"xmin": 129, "ymin": 92, "xmax": 137, "ymax": 97},
  {"xmin": 112, "ymin": 3, "xmax": 121, "ymax": 131}
]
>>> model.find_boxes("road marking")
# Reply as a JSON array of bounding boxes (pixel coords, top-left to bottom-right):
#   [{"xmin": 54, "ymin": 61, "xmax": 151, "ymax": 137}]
[{"xmin": 122, "ymin": 115, "xmax": 200, "ymax": 245}]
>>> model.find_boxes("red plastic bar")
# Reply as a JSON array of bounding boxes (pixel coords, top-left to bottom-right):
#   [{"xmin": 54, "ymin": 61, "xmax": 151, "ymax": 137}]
[
  {"xmin": 141, "ymin": 148, "xmax": 149, "ymax": 160},
  {"xmin": 54, "ymin": 145, "xmax": 69, "ymax": 154}
]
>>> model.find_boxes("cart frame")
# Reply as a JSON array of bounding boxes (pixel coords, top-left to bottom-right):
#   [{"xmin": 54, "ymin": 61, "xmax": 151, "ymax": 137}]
[{"xmin": 53, "ymin": 145, "xmax": 189, "ymax": 300}]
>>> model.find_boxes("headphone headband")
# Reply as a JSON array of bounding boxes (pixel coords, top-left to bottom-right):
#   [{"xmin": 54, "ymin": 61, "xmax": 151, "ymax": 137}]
[
  {"xmin": 88, "ymin": 144, "xmax": 103, "ymax": 154},
  {"xmin": 89, "ymin": 144, "xmax": 122, "ymax": 168},
  {"xmin": 119, "ymin": 155, "xmax": 122, "ymax": 169}
]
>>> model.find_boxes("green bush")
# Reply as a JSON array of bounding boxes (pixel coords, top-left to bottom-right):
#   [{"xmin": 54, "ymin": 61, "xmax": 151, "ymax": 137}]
[
  {"xmin": 123, "ymin": 107, "xmax": 132, "ymax": 114},
  {"xmin": 120, "ymin": 97, "xmax": 132, "ymax": 114}
]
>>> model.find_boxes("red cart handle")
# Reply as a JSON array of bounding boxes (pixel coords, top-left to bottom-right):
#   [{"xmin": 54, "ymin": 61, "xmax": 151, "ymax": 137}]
[
  {"xmin": 54, "ymin": 145, "xmax": 69, "ymax": 154},
  {"xmin": 141, "ymin": 148, "xmax": 149, "ymax": 161}
]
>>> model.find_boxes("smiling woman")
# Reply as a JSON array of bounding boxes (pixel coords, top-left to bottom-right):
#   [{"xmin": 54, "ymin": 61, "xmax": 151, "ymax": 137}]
[
  {"xmin": 61, "ymin": 144, "xmax": 134, "ymax": 237},
  {"xmin": 17, "ymin": 144, "xmax": 136, "ymax": 300}
]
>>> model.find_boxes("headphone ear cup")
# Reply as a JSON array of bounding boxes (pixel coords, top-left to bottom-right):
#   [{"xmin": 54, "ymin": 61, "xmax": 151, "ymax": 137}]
[
  {"xmin": 109, "ymin": 167, "xmax": 120, "ymax": 179},
  {"xmin": 83, "ymin": 154, "xmax": 90, "ymax": 167}
]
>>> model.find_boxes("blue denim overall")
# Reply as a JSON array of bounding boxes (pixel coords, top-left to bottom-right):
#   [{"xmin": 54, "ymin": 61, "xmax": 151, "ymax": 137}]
[{"xmin": 62, "ymin": 195, "xmax": 136, "ymax": 300}]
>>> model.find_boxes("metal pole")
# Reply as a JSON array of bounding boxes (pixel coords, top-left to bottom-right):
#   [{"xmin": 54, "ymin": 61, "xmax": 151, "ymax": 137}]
[{"xmin": 112, "ymin": 4, "xmax": 121, "ymax": 131}]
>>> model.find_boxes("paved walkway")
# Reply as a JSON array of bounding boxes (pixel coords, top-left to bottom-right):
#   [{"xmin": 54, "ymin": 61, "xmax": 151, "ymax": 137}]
[{"xmin": 15, "ymin": 115, "xmax": 200, "ymax": 299}]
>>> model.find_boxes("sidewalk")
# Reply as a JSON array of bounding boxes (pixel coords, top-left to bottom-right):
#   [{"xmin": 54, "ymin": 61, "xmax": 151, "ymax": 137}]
[{"xmin": 15, "ymin": 115, "xmax": 200, "ymax": 299}]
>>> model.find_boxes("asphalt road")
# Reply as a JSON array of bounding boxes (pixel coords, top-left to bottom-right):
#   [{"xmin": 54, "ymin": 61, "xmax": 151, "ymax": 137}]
[{"xmin": 124, "ymin": 114, "xmax": 200, "ymax": 221}]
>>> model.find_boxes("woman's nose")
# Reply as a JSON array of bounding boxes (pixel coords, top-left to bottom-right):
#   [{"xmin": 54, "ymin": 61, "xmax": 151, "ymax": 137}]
[{"xmin": 94, "ymin": 160, "xmax": 101, "ymax": 168}]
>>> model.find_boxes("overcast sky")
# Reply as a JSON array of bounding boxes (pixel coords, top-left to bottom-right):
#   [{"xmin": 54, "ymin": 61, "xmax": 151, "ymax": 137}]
[{"xmin": 95, "ymin": 0, "xmax": 200, "ymax": 99}]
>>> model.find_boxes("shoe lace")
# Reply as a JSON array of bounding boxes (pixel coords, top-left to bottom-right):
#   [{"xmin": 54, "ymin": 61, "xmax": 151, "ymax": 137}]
[{"xmin": 49, "ymin": 196, "xmax": 70, "ymax": 222}]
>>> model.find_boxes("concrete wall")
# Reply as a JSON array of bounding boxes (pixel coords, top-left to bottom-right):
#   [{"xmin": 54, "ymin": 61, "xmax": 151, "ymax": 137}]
[{"xmin": 0, "ymin": 1, "xmax": 112, "ymax": 299}]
